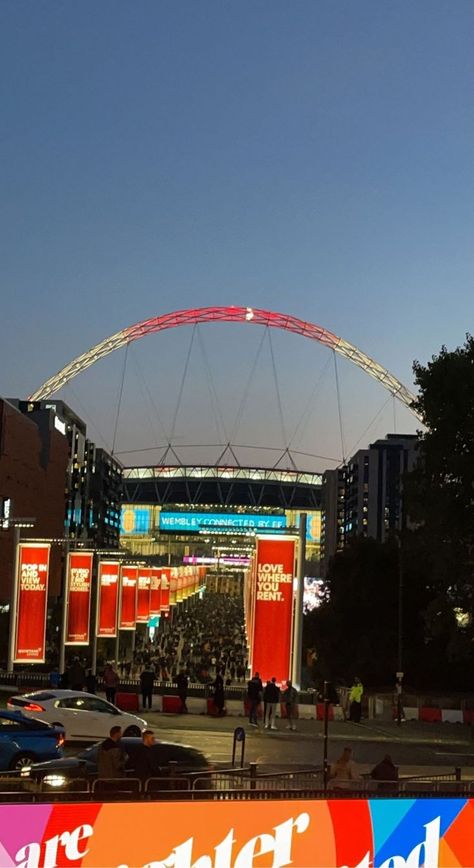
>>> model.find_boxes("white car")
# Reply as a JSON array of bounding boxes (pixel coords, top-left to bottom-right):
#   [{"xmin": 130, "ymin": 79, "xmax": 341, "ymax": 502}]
[{"xmin": 7, "ymin": 691, "xmax": 147, "ymax": 742}]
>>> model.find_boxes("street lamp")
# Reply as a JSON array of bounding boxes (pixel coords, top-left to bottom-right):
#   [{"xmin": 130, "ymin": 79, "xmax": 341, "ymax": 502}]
[{"xmin": 396, "ymin": 534, "xmax": 404, "ymax": 727}]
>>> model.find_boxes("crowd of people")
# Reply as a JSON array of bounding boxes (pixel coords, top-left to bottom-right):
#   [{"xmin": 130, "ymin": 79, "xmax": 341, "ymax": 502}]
[{"xmin": 129, "ymin": 592, "xmax": 249, "ymax": 686}]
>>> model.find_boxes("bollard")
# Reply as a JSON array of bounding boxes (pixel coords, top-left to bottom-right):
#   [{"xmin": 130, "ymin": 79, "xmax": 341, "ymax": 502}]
[{"xmin": 232, "ymin": 726, "xmax": 246, "ymax": 768}]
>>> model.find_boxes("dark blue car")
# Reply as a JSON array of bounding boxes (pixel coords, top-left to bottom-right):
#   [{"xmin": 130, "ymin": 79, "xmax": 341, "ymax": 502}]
[{"xmin": 0, "ymin": 710, "xmax": 64, "ymax": 771}]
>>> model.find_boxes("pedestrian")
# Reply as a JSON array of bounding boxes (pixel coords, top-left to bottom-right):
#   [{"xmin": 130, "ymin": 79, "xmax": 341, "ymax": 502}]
[
  {"xmin": 263, "ymin": 677, "xmax": 280, "ymax": 730},
  {"xmin": 68, "ymin": 657, "xmax": 86, "ymax": 691},
  {"xmin": 140, "ymin": 664, "xmax": 155, "ymax": 711},
  {"xmin": 281, "ymin": 680, "xmax": 298, "ymax": 731},
  {"xmin": 394, "ymin": 677, "xmax": 405, "ymax": 722},
  {"xmin": 370, "ymin": 754, "xmax": 399, "ymax": 792},
  {"xmin": 132, "ymin": 730, "xmax": 157, "ymax": 784},
  {"xmin": 85, "ymin": 669, "xmax": 97, "ymax": 694},
  {"xmin": 49, "ymin": 667, "xmax": 61, "ymax": 689},
  {"xmin": 247, "ymin": 672, "xmax": 263, "ymax": 727},
  {"xmin": 176, "ymin": 669, "xmax": 189, "ymax": 713},
  {"xmin": 349, "ymin": 677, "xmax": 364, "ymax": 723},
  {"xmin": 103, "ymin": 663, "xmax": 120, "ymax": 705},
  {"xmin": 212, "ymin": 668, "xmax": 225, "ymax": 715},
  {"xmin": 97, "ymin": 725, "xmax": 127, "ymax": 779},
  {"xmin": 328, "ymin": 746, "xmax": 360, "ymax": 791}
]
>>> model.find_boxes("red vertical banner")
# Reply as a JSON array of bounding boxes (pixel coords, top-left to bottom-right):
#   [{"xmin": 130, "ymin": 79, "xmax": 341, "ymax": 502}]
[
  {"xmin": 149, "ymin": 569, "xmax": 161, "ymax": 615},
  {"xmin": 97, "ymin": 561, "xmax": 120, "ymax": 637},
  {"xmin": 65, "ymin": 551, "xmax": 93, "ymax": 645},
  {"xmin": 14, "ymin": 543, "xmax": 50, "ymax": 663},
  {"xmin": 136, "ymin": 568, "xmax": 151, "ymax": 623},
  {"xmin": 169, "ymin": 568, "xmax": 178, "ymax": 607},
  {"xmin": 119, "ymin": 566, "xmax": 137, "ymax": 630},
  {"xmin": 251, "ymin": 536, "xmax": 295, "ymax": 683},
  {"xmin": 176, "ymin": 568, "xmax": 184, "ymax": 603},
  {"xmin": 186, "ymin": 566, "xmax": 193, "ymax": 598},
  {"xmin": 160, "ymin": 568, "xmax": 170, "ymax": 612}
]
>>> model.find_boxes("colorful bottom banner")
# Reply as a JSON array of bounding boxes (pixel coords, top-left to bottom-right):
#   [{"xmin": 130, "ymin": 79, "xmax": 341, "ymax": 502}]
[{"xmin": 0, "ymin": 798, "xmax": 473, "ymax": 867}]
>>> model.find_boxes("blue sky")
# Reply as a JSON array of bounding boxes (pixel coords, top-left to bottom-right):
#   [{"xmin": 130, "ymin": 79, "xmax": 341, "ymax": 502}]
[{"xmin": 1, "ymin": 1, "xmax": 474, "ymax": 469}]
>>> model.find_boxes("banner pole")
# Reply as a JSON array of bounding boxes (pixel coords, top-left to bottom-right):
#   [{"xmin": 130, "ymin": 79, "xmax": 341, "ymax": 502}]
[
  {"xmin": 59, "ymin": 542, "xmax": 70, "ymax": 675},
  {"xmin": 7, "ymin": 526, "xmax": 21, "ymax": 673},
  {"xmin": 291, "ymin": 513, "xmax": 306, "ymax": 689},
  {"xmin": 91, "ymin": 556, "xmax": 99, "ymax": 676},
  {"xmin": 115, "ymin": 564, "xmax": 122, "ymax": 665}
]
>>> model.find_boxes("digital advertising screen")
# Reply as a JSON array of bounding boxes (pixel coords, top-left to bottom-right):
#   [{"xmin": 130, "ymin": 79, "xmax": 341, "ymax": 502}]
[
  {"xmin": 13, "ymin": 543, "xmax": 50, "ymax": 663},
  {"xmin": 0, "ymin": 798, "xmax": 472, "ymax": 867},
  {"xmin": 65, "ymin": 551, "xmax": 93, "ymax": 645},
  {"xmin": 159, "ymin": 511, "xmax": 287, "ymax": 534}
]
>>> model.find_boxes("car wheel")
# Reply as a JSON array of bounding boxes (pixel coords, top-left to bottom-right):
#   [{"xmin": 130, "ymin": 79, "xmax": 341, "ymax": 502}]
[
  {"xmin": 123, "ymin": 725, "xmax": 141, "ymax": 737},
  {"xmin": 10, "ymin": 753, "xmax": 35, "ymax": 771}
]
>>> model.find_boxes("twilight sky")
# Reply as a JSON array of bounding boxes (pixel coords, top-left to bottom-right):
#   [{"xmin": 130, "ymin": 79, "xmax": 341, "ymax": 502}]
[{"xmin": 2, "ymin": 1, "xmax": 474, "ymax": 471}]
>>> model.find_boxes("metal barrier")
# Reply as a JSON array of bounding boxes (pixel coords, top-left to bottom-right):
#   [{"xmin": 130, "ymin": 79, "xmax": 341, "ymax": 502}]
[
  {"xmin": 0, "ymin": 768, "xmax": 472, "ymax": 802},
  {"xmin": 144, "ymin": 777, "xmax": 192, "ymax": 800},
  {"xmin": 91, "ymin": 777, "xmax": 142, "ymax": 800}
]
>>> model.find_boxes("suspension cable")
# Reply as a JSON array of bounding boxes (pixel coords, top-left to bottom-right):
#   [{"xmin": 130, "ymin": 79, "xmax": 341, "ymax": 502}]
[
  {"xmin": 230, "ymin": 327, "xmax": 268, "ymax": 443},
  {"xmin": 344, "ymin": 394, "xmax": 393, "ymax": 460},
  {"xmin": 196, "ymin": 325, "xmax": 229, "ymax": 444},
  {"xmin": 169, "ymin": 325, "xmax": 197, "ymax": 445},
  {"xmin": 111, "ymin": 343, "xmax": 129, "ymax": 456},
  {"xmin": 129, "ymin": 344, "xmax": 171, "ymax": 444},
  {"xmin": 333, "ymin": 349, "xmax": 346, "ymax": 464},
  {"xmin": 287, "ymin": 355, "xmax": 333, "ymax": 449},
  {"xmin": 268, "ymin": 329, "xmax": 288, "ymax": 448}
]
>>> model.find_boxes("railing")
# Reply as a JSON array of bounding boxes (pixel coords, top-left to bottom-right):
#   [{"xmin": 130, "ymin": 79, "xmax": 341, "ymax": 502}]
[{"xmin": 1, "ymin": 765, "xmax": 472, "ymax": 803}]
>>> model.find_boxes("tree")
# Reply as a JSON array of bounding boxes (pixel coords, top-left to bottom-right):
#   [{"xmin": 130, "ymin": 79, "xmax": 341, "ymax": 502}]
[
  {"xmin": 304, "ymin": 537, "xmax": 430, "ymax": 687},
  {"xmin": 304, "ymin": 534, "xmax": 452, "ymax": 689},
  {"xmin": 304, "ymin": 336, "xmax": 474, "ymax": 690},
  {"xmin": 406, "ymin": 335, "xmax": 474, "ymax": 620}
]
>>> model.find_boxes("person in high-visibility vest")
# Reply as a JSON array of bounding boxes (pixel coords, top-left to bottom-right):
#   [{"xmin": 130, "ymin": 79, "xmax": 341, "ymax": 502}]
[{"xmin": 349, "ymin": 677, "xmax": 364, "ymax": 723}]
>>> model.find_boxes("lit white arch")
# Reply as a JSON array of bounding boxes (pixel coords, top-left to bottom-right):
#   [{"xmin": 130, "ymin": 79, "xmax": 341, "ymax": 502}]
[{"xmin": 29, "ymin": 305, "xmax": 420, "ymax": 420}]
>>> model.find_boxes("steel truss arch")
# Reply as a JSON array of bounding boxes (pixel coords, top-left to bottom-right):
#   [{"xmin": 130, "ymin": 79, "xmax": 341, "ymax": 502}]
[{"xmin": 29, "ymin": 305, "xmax": 420, "ymax": 419}]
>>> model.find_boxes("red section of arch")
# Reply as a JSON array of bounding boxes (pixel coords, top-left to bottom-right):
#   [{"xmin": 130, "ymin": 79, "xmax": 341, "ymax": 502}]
[{"xmin": 122, "ymin": 305, "xmax": 339, "ymax": 348}]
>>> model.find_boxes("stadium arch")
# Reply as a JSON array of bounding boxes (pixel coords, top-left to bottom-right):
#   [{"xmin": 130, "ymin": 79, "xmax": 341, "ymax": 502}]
[{"xmin": 29, "ymin": 305, "xmax": 420, "ymax": 420}]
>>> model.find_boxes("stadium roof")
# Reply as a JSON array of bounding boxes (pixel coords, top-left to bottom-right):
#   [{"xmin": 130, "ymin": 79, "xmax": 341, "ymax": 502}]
[{"xmin": 122, "ymin": 465, "xmax": 323, "ymax": 509}]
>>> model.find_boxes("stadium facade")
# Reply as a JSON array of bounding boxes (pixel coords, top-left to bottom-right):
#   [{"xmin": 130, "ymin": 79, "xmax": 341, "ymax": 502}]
[{"xmin": 120, "ymin": 465, "xmax": 323, "ymax": 576}]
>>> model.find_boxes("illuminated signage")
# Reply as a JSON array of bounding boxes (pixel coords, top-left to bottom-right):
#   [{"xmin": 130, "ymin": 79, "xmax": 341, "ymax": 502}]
[
  {"xmin": 119, "ymin": 566, "xmax": 138, "ymax": 630},
  {"xmin": 159, "ymin": 512, "xmax": 287, "ymax": 534},
  {"xmin": 65, "ymin": 552, "xmax": 93, "ymax": 645},
  {"xmin": 96, "ymin": 561, "xmax": 119, "ymax": 637},
  {"xmin": 251, "ymin": 536, "xmax": 295, "ymax": 682},
  {"xmin": 120, "ymin": 507, "xmax": 151, "ymax": 535},
  {"xmin": 136, "ymin": 568, "xmax": 151, "ymax": 623},
  {"xmin": 0, "ymin": 799, "xmax": 471, "ymax": 866},
  {"xmin": 0, "ymin": 496, "xmax": 11, "ymax": 529},
  {"xmin": 14, "ymin": 544, "xmax": 50, "ymax": 663}
]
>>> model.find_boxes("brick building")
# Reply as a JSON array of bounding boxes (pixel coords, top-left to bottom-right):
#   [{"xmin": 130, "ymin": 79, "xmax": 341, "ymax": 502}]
[{"xmin": 0, "ymin": 399, "xmax": 69, "ymax": 601}]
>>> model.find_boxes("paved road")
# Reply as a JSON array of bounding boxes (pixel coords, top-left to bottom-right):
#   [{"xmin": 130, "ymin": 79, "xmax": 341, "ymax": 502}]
[{"xmin": 136, "ymin": 711, "xmax": 474, "ymax": 777}]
